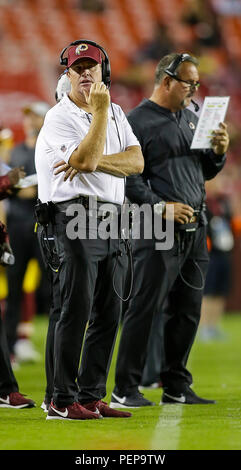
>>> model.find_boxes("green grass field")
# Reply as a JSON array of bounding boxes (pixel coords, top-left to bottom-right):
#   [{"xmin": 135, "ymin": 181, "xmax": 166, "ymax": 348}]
[{"xmin": 1, "ymin": 313, "xmax": 241, "ymax": 451}]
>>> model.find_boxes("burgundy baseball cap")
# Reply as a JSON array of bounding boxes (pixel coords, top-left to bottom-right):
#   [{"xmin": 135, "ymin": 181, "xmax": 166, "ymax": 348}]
[{"xmin": 67, "ymin": 43, "xmax": 102, "ymax": 68}]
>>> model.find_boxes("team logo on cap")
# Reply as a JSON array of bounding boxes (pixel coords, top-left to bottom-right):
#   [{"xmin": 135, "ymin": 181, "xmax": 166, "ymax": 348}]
[{"xmin": 75, "ymin": 44, "xmax": 88, "ymax": 55}]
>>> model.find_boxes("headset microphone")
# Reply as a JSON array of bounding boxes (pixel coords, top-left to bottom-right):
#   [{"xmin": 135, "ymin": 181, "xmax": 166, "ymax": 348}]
[{"xmin": 191, "ymin": 99, "xmax": 199, "ymax": 112}]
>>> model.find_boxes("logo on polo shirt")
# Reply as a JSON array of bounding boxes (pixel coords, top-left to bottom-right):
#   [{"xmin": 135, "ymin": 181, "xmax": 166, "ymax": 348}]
[
  {"xmin": 60, "ymin": 144, "xmax": 67, "ymax": 152},
  {"xmin": 75, "ymin": 44, "xmax": 88, "ymax": 55}
]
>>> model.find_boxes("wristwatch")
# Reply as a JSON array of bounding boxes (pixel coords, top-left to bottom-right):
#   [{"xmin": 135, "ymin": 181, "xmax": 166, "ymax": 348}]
[{"xmin": 153, "ymin": 201, "xmax": 166, "ymax": 216}]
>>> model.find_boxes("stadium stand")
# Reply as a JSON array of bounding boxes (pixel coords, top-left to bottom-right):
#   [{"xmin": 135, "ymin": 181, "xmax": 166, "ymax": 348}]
[{"xmin": 0, "ymin": 1, "xmax": 240, "ymax": 119}]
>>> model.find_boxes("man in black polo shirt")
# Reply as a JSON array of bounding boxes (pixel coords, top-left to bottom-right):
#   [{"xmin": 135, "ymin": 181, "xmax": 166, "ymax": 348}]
[{"xmin": 110, "ymin": 53, "xmax": 230, "ymax": 408}]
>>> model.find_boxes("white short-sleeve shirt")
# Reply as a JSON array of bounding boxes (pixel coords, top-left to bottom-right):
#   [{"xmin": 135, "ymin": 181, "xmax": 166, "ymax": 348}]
[{"xmin": 35, "ymin": 94, "xmax": 140, "ymax": 204}]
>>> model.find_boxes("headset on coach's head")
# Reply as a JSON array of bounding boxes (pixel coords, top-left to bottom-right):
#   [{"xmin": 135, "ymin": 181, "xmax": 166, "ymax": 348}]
[
  {"xmin": 59, "ymin": 39, "xmax": 111, "ymax": 88},
  {"xmin": 59, "ymin": 39, "xmax": 122, "ymax": 146},
  {"xmin": 164, "ymin": 53, "xmax": 199, "ymax": 112}
]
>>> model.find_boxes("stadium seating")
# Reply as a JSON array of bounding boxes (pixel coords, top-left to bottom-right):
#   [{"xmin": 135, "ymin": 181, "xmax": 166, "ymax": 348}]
[{"xmin": 0, "ymin": 0, "xmax": 240, "ymax": 139}]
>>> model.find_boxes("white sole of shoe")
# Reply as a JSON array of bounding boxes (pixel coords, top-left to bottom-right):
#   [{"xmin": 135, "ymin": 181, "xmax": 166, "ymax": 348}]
[
  {"xmin": 46, "ymin": 416, "xmax": 73, "ymax": 420},
  {"xmin": 0, "ymin": 404, "xmax": 31, "ymax": 409},
  {"xmin": 46, "ymin": 415, "xmax": 99, "ymax": 421},
  {"xmin": 109, "ymin": 402, "xmax": 140, "ymax": 409}
]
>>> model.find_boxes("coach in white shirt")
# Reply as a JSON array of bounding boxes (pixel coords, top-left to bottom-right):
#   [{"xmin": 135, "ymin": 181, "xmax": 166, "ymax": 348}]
[{"xmin": 35, "ymin": 40, "xmax": 144, "ymax": 421}]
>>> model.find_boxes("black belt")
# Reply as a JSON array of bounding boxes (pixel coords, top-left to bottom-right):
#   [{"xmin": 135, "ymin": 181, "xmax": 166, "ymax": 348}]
[
  {"xmin": 55, "ymin": 195, "xmax": 122, "ymax": 218},
  {"xmin": 55, "ymin": 195, "xmax": 90, "ymax": 211}
]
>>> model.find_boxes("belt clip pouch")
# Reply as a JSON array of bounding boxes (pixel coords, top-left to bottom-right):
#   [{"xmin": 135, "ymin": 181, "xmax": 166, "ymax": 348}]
[
  {"xmin": 178, "ymin": 222, "xmax": 199, "ymax": 232},
  {"xmin": 34, "ymin": 201, "xmax": 56, "ymax": 226},
  {"xmin": 177, "ymin": 210, "xmax": 200, "ymax": 232}
]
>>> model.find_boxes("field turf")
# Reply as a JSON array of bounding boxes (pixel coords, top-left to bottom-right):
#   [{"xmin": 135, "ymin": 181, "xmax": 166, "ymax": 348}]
[{"xmin": 0, "ymin": 313, "xmax": 241, "ymax": 451}]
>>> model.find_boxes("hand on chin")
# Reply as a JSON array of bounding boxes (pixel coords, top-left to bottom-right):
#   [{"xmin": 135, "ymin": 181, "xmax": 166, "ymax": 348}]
[{"xmin": 80, "ymin": 82, "xmax": 92, "ymax": 94}]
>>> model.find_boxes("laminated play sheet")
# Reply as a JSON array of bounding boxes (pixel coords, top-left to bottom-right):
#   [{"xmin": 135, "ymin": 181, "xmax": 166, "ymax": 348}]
[{"xmin": 191, "ymin": 96, "xmax": 230, "ymax": 149}]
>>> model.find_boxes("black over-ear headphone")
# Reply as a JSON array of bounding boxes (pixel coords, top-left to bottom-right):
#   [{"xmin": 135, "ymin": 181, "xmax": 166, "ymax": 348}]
[
  {"xmin": 164, "ymin": 53, "xmax": 193, "ymax": 78},
  {"xmin": 59, "ymin": 39, "xmax": 111, "ymax": 88},
  {"xmin": 164, "ymin": 53, "xmax": 200, "ymax": 112}
]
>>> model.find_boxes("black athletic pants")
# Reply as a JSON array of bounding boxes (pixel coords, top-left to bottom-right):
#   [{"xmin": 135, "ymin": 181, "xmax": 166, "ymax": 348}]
[
  {"xmin": 44, "ymin": 270, "xmax": 61, "ymax": 403},
  {"xmin": 0, "ymin": 311, "xmax": 18, "ymax": 395},
  {"xmin": 36, "ymin": 224, "xmax": 61, "ymax": 403},
  {"xmin": 114, "ymin": 226, "xmax": 209, "ymax": 396},
  {"xmin": 141, "ymin": 304, "xmax": 165, "ymax": 386},
  {"xmin": 52, "ymin": 210, "xmax": 127, "ymax": 408}
]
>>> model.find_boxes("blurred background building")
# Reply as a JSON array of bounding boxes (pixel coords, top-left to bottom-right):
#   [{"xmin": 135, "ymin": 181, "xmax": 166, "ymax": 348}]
[{"xmin": 0, "ymin": 0, "xmax": 241, "ymax": 317}]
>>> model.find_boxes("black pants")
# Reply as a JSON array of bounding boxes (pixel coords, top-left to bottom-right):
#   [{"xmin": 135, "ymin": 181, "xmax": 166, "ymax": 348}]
[
  {"xmin": 36, "ymin": 224, "xmax": 61, "ymax": 403},
  {"xmin": 4, "ymin": 217, "xmax": 51, "ymax": 354},
  {"xmin": 114, "ymin": 226, "xmax": 209, "ymax": 396},
  {"xmin": 0, "ymin": 311, "xmax": 18, "ymax": 395},
  {"xmin": 44, "ymin": 270, "xmax": 61, "ymax": 403},
  {"xmin": 52, "ymin": 210, "xmax": 127, "ymax": 407},
  {"xmin": 141, "ymin": 304, "xmax": 165, "ymax": 386}
]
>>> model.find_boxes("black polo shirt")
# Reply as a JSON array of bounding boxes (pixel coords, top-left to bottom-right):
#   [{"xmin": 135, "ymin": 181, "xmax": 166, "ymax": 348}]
[{"xmin": 126, "ymin": 99, "xmax": 226, "ymax": 220}]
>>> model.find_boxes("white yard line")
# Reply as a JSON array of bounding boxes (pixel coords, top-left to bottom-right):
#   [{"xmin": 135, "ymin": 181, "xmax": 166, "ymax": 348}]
[{"xmin": 150, "ymin": 404, "xmax": 184, "ymax": 450}]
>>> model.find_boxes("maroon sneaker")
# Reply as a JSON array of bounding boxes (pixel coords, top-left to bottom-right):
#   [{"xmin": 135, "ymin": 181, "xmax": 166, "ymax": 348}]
[
  {"xmin": 82, "ymin": 400, "xmax": 132, "ymax": 418},
  {"xmin": 46, "ymin": 401, "xmax": 101, "ymax": 420},
  {"xmin": 0, "ymin": 392, "xmax": 35, "ymax": 409}
]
